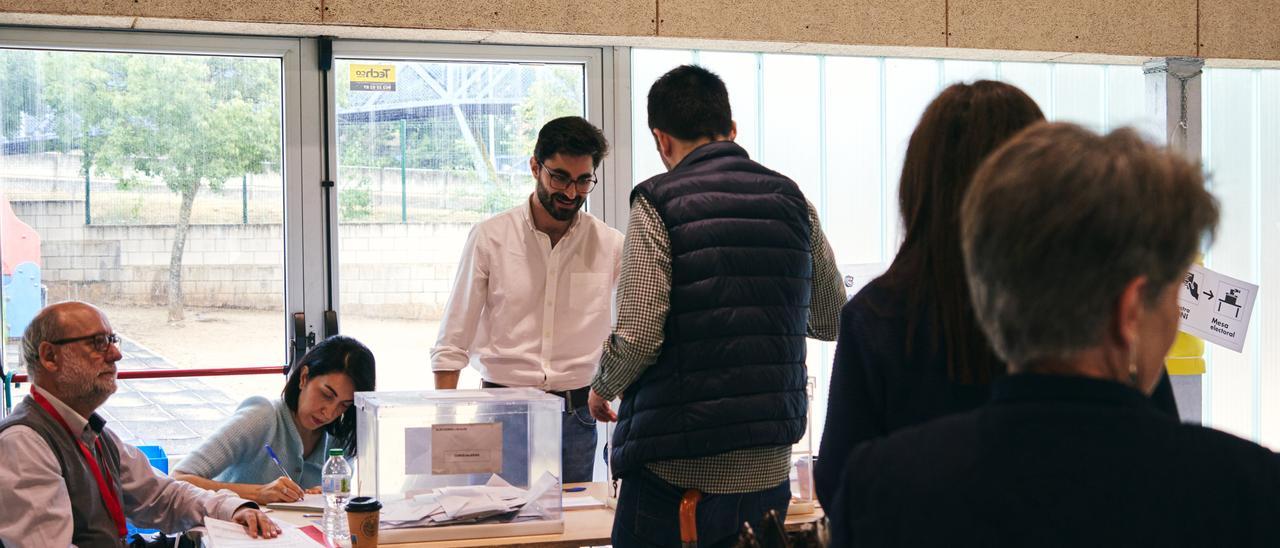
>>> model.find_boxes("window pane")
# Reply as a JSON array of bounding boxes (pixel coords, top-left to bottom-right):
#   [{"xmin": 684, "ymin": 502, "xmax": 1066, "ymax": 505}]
[
  {"xmin": 824, "ymin": 56, "xmax": 884, "ymax": 266},
  {"xmin": 1203, "ymin": 68, "xmax": 1265, "ymax": 443},
  {"xmin": 700, "ymin": 51, "xmax": 761, "ymax": 160},
  {"xmin": 1257, "ymin": 70, "xmax": 1280, "ymax": 447},
  {"xmin": 999, "ymin": 62, "xmax": 1052, "ymax": 116},
  {"xmin": 0, "ymin": 48, "xmax": 287, "ymax": 458},
  {"xmin": 632, "ymin": 49, "xmax": 693, "ymax": 183},
  {"xmin": 1051, "ymin": 64, "xmax": 1106, "ymax": 130},
  {"xmin": 333, "ymin": 59, "xmax": 586, "ymax": 392},
  {"xmin": 943, "ymin": 60, "xmax": 997, "ymax": 85},
  {"xmin": 762, "ymin": 54, "xmax": 821, "ymax": 199},
  {"xmin": 883, "ymin": 58, "xmax": 942, "ymax": 250},
  {"xmin": 1105, "ymin": 65, "xmax": 1151, "ymax": 133}
]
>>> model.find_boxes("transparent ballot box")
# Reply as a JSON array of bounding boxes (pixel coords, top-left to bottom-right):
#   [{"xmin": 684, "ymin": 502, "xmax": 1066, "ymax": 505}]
[
  {"xmin": 789, "ymin": 376, "xmax": 818, "ymax": 515},
  {"xmin": 354, "ymin": 388, "xmax": 564, "ymax": 542}
]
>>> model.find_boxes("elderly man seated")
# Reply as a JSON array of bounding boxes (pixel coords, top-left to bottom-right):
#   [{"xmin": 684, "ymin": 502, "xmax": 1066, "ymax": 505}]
[
  {"xmin": 829, "ymin": 123, "xmax": 1280, "ymax": 547},
  {"xmin": 0, "ymin": 301, "xmax": 279, "ymax": 546}
]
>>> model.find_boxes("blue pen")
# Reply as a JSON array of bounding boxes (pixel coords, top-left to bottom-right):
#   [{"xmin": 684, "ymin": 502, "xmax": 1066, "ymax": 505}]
[{"xmin": 264, "ymin": 444, "xmax": 295, "ymax": 484}]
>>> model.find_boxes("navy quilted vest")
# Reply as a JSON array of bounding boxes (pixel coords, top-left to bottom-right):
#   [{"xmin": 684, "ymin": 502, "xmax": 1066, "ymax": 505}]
[{"xmin": 610, "ymin": 140, "xmax": 811, "ymax": 476}]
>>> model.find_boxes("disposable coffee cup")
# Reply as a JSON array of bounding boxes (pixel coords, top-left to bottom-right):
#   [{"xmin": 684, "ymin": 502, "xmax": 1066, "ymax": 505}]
[{"xmin": 345, "ymin": 496, "xmax": 382, "ymax": 548}]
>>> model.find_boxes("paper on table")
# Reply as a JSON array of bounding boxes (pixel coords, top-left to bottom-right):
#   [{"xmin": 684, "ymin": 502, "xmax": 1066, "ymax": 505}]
[
  {"xmin": 516, "ymin": 472, "xmax": 560, "ymax": 518},
  {"xmin": 265, "ymin": 493, "xmax": 325, "ymax": 511},
  {"xmin": 382, "ymin": 498, "xmax": 444, "ymax": 523},
  {"xmin": 378, "ymin": 471, "xmax": 562, "ymax": 529},
  {"xmin": 562, "ymin": 496, "xmax": 606, "ymax": 510},
  {"xmin": 523, "ymin": 472, "xmax": 559, "ymax": 505},
  {"xmin": 438, "ymin": 494, "xmax": 471, "ymax": 519},
  {"xmin": 203, "ymin": 517, "xmax": 320, "ymax": 548}
]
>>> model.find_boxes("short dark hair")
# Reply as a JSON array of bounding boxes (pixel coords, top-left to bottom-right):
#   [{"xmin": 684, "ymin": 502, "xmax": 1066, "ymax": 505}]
[
  {"xmin": 647, "ymin": 65, "xmax": 733, "ymax": 141},
  {"xmin": 282, "ymin": 335, "xmax": 376, "ymax": 456},
  {"xmin": 533, "ymin": 116, "xmax": 609, "ymax": 167},
  {"xmin": 962, "ymin": 123, "xmax": 1219, "ymax": 368}
]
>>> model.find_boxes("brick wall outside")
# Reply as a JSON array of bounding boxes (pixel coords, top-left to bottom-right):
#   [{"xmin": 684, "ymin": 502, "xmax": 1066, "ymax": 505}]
[{"xmin": 11, "ymin": 199, "xmax": 472, "ymax": 320}]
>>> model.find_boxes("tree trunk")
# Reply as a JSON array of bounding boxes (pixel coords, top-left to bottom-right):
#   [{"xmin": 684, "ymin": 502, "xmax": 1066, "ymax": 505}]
[{"xmin": 167, "ymin": 183, "xmax": 200, "ymax": 322}]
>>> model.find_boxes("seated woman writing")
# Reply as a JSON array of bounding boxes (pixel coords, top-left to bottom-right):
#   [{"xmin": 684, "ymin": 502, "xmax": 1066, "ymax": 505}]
[{"xmin": 174, "ymin": 335, "xmax": 376, "ymax": 504}]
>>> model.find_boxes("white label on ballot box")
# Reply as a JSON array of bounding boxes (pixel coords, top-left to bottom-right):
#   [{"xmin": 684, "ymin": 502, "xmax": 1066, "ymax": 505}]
[{"xmin": 424, "ymin": 422, "xmax": 503, "ymax": 475}]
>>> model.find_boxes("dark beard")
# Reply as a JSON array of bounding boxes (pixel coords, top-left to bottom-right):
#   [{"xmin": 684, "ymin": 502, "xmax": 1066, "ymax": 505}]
[{"xmin": 536, "ymin": 182, "xmax": 583, "ymax": 221}]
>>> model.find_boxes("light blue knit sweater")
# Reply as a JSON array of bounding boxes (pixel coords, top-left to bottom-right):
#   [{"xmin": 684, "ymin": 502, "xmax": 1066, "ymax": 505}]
[{"xmin": 173, "ymin": 396, "xmax": 335, "ymax": 488}]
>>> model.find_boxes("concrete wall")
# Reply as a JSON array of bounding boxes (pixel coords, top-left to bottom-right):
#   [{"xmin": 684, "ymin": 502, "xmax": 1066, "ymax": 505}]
[
  {"xmin": 12, "ymin": 199, "xmax": 470, "ymax": 320},
  {"xmin": 2, "ymin": 0, "xmax": 1279, "ymax": 62}
]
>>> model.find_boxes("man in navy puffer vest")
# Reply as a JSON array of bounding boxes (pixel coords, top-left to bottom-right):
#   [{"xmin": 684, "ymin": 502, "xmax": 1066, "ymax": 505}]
[{"xmin": 588, "ymin": 65, "xmax": 843, "ymax": 547}]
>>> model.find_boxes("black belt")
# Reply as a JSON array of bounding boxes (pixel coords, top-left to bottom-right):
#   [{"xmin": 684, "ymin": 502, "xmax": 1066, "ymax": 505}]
[{"xmin": 482, "ymin": 381, "xmax": 590, "ymax": 412}]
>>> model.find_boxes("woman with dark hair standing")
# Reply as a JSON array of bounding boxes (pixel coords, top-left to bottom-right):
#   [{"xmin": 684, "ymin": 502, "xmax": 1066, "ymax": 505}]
[
  {"xmin": 174, "ymin": 335, "xmax": 376, "ymax": 504},
  {"xmin": 814, "ymin": 80, "xmax": 1179, "ymax": 508}
]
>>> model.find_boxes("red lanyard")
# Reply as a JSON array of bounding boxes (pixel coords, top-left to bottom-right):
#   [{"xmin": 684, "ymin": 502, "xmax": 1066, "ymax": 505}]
[{"xmin": 30, "ymin": 390, "xmax": 129, "ymax": 539}]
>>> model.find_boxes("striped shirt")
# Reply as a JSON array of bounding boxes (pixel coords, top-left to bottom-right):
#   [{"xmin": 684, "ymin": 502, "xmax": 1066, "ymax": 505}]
[{"xmin": 592, "ymin": 194, "xmax": 842, "ymax": 494}]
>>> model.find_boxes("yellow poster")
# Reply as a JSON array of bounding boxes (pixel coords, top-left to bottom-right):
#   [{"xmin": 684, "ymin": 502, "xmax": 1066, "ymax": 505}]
[{"xmin": 350, "ymin": 64, "xmax": 396, "ymax": 91}]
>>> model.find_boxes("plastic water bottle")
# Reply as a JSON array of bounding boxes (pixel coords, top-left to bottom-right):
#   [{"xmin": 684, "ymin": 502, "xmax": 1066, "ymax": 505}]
[{"xmin": 321, "ymin": 448, "xmax": 352, "ymax": 546}]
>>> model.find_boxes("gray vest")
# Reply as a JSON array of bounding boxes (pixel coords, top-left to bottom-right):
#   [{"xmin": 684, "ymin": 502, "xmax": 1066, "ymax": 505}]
[{"xmin": 0, "ymin": 397, "xmax": 126, "ymax": 547}]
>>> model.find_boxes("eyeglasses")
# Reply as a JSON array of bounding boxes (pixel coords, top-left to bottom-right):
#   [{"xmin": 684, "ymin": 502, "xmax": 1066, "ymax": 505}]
[
  {"xmin": 50, "ymin": 333, "xmax": 120, "ymax": 353},
  {"xmin": 538, "ymin": 161, "xmax": 597, "ymax": 194}
]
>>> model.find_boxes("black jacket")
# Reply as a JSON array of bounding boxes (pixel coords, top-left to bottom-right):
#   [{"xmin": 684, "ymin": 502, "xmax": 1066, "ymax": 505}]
[
  {"xmin": 610, "ymin": 140, "xmax": 812, "ymax": 476},
  {"xmin": 830, "ymin": 373, "xmax": 1280, "ymax": 547},
  {"xmin": 815, "ymin": 279, "xmax": 1181, "ymax": 508}
]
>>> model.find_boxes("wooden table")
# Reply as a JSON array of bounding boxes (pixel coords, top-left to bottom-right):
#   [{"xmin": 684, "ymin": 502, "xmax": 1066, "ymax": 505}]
[{"xmin": 269, "ymin": 483, "xmax": 823, "ymax": 547}]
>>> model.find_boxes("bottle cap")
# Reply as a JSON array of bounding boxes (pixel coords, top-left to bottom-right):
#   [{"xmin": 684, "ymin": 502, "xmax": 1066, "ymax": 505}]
[{"xmin": 329, "ymin": 448, "xmax": 344, "ymax": 457}]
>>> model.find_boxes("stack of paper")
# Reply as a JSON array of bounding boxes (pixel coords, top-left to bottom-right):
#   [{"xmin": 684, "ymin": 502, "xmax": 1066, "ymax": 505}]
[
  {"xmin": 379, "ymin": 472, "xmax": 559, "ymax": 529},
  {"xmin": 265, "ymin": 493, "xmax": 326, "ymax": 512},
  {"xmin": 203, "ymin": 517, "xmax": 321, "ymax": 547}
]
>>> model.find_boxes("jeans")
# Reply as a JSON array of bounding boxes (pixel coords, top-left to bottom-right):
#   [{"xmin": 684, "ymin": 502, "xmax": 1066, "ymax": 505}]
[
  {"xmin": 612, "ymin": 467, "xmax": 791, "ymax": 548},
  {"xmin": 562, "ymin": 405, "xmax": 598, "ymax": 483},
  {"xmin": 482, "ymin": 381, "xmax": 598, "ymax": 484}
]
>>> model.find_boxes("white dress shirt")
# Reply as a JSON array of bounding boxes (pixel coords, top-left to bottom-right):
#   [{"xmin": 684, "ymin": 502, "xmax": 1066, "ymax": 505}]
[
  {"xmin": 0, "ymin": 385, "xmax": 253, "ymax": 547},
  {"xmin": 431, "ymin": 201, "xmax": 623, "ymax": 391}
]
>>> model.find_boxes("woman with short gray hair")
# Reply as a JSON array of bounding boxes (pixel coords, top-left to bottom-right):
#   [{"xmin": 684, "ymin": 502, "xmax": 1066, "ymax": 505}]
[
  {"xmin": 961, "ymin": 123, "xmax": 1217, "ymax": 390},
  {"xmin": 830, "ymin": 122, "xmax": 1280, "ymax": 547}
]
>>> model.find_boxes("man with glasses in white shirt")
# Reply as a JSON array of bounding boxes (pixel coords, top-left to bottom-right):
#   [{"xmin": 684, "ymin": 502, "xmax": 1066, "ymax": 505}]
[{"xmin": 431, "ymin": 116, "xmax": 622, "ymax": 483}]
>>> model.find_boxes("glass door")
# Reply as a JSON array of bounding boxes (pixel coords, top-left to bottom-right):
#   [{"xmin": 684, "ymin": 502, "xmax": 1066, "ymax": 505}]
[
  {"xmin": 328, "ymin": 42, "xmax": 605, "ymax": 392},
  {"xmin": 0, "ymin": 29, "xmax": 310, "ymax": 460}
]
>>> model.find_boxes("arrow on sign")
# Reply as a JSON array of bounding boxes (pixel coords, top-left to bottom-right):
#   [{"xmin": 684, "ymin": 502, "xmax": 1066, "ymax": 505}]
[{"xmin": 1205, "ymin": 290, "xmax": 1215, "ymax": 301}]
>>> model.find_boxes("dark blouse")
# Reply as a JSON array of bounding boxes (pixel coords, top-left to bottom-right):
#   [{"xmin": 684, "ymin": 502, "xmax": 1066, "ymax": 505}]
[{"xmin": 814, "ymin": 277, "xmax": 1180, "ymax": 509}]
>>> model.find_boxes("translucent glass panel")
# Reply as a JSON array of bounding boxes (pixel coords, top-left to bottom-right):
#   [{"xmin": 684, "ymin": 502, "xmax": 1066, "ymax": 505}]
[
  {"xmin": 701, "ymin": 52, "xmax": 761, "ymax": 161},
  {"xmin": 0, "ymin": 48, "xmax": 287, "ymax": 457},
  {"xmin": 631, "ymin": 48, "xmax": 1160, "ymax": 452},
  {"xmin": 333, "ymin": 59, "xmax": 586, "ymax": 392},
  {"xmin": 761, "ymin": 55, "xmax": 821, "ymax": 201},
  {"xmin": 823, "ymin": 57, "xmax": 883, "ymax": 266},
  {"xmin": 631, "ymin": 49, "xmax": 693, "ymax": 183},
  {"xmin": 1202, "ymin": 68, "xmax": 1280, "ymax": 448}
]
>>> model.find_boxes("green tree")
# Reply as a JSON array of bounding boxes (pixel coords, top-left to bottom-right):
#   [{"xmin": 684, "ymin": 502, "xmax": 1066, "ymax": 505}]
[
  {"xmin": 0, "ymin": 50, "xmax": 41, "ymax": 141},
  {"xmin": 507, "ymin": 66, "xmax": 584, "ymax": 159},
  {"xmin": 45, "ymin": 52, "xmax": 280, "ymax": 321},
  {"xmin": 42, "ymin": 52, "xmax": 119, "ymax": 189}
]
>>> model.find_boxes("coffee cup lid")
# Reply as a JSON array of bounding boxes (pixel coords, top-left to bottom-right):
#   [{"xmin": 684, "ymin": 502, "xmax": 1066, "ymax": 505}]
[{"xmin": 345, "ymin": 496, "xmax": 383, "ymax": 512}]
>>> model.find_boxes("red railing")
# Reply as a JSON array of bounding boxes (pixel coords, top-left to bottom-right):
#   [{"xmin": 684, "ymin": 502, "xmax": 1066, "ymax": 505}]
[{"xmin": 10, "ymin": 366, "xmax": 284, "ymax": 384}]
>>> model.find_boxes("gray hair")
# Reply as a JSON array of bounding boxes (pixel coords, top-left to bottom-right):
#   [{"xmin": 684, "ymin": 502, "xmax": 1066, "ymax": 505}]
[
  {"xmin": 21, "ymin": 306, "xmax": 67, "ymax": 383},
  {"xmin": 961, "ymin": 122, "xmax": 1219, "ymax": 369}
]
